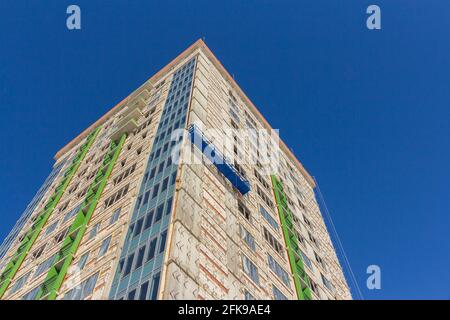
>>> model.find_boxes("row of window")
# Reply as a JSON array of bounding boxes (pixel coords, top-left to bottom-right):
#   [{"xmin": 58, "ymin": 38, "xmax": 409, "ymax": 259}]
[
  {"xmin": 63, "ymin": 203, "xmax": 82, "ymax": 223},
  {"xmin": 291, "ymin": 216, "xmax": 326, "ymax": 272},
  {"xmin": 171, "ymin": 61, "xmax": 194, "ymax": 85},
  {"xmin": 119, "ymin": 230, "xmax": 168, "ymax": 277},
  {"xmin": 104, "ymin": 184, "xmax": 129, "ymax": 208},
  {"xmin": 63, "ymin": 272, "xmax": 99, "ymax": 300},
  {"xmin": 135, "ymin": 117, "xmax": 153, "ymax": 135},
  {"xmin": 256, "ymin": 186, "xmax": 274, "ymax": 209},
  {"xmin": 144, "ymin": 156, "xmax": 175, "ymax": 185},
  {"xmin": 152, "ymin": 118, "xmax": 182, "ymax": 146},
  {"xmin": 238, "ymin": 201, "xmax": 251, "ymax": 221},
  {"xmin": 119, "ymin": 272, "xmax": 160, "ymax": 300},
  {"xmin": 21, "ymin": 207, "xmax": 122, "ymax": 293},
  {"xmin": 137, "ymin": 172, "xmax": 176, "ymax": 210},
  {"xmin": 254, "ymin": 169, "xmax": 270, "ymax": 190},
  {"xmin": 131, "ymin": 197, "xmax": 173, "ymax": 239},
  {"xmin": 19, "ymin": 230, "xmax": 115, "ymax": 298},
  {"xmin": 239, "ymin": 239, "xmax": 289, "ymax": 292},
  {"xmin": 113, "ymin": 163, "xmax": 136, "ymax": 185},
  {"xmin": 237, "ymin": 201, "xmax": 283, "ymax": 253},
  {"xmin": 262, "ymin": 227, "xmax": 283, "ymax": 256},
  {"xmin": 242, "ymin": 249, "xmax": 333, "ymax": 299},
  {"xmin": 29, "ymin": 230, "xmax": 111, "ymax": 285}
]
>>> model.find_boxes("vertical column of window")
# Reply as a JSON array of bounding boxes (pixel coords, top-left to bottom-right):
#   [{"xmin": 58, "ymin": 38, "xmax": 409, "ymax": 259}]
[{"xmin": 109, "ymin": 57, "xmax": 197, "ymax": 300}]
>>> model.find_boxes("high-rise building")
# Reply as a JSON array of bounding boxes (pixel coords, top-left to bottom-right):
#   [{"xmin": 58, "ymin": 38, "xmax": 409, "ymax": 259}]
[
  {"xmin": 0, "ymin": 159, "xmax": 66, "ymax": 265},
  {"xmin": 0, "ymin": 40, "xmax": 351, "ymax": 300}
]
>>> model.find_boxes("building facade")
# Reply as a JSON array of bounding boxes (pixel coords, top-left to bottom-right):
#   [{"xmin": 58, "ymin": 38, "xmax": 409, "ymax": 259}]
[
  {"xmin": 0, "ymin": 40, "xmax": 351, "ymax": 300},
  {"xmin": 0, "ymin": 159, "xmax": 67, "ymax": 266}
]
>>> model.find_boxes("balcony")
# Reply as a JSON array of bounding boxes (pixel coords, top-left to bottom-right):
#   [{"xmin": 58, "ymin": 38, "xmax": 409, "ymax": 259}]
[
  {"xmin": 117, "ymin": 108, "xmax": 143, "ymax": 128},
  {"xmin": 110, "ymin": 119, "xmax": 138, "ymax": 142},
  {"xmin": 126, "ymin": 86, "xmax": 151, "ymax": 112},
  {"xmin": 129, "ymin": 87, "xmax": 151, "ymax": 101}
]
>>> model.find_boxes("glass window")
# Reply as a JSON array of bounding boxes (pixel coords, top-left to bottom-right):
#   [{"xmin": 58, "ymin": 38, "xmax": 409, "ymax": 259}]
[
  {"xmin": 171, "ymin": 171, "xmax": 177, "ymax": 185},
  {"xmin": 98, "ymin": 236, "xmax": 111, "ymax": 257},
  {"xmin": 63, "ymin": 273, "xmax": 99, "ymax": 300},
  {"xmin": 166, "ymin": 156, "xmax": 172, "ymax": 167},
  {"xmin": 263, "ymin": 227, "xmax": 283, "ymax": 255},
  {"xmin": 322, "ymin": 274, "xmax": 334, "ymax": 292},
  {"xmin": 141, "ymin": 191, "xmax": 150, "ymax": 208},
  {"xmin": 163, "ymin": 143, "xmax": 169, "ymax": 153},
  {"xmin": 154, "ymin": 204, "xmax": 164, "ymax": 223},
  {"xmin": 118, "ymin": 258, "xmax": 125, "ymax": 273},
  {"xmin": 239, "ymin": 225, "xmax": 256, "ymax": 251},
  {"xmin": 89, "ymin": 223, "xmax": 100, "ymax": 240},
  {"xmin": 238, "ymin": 201, "xmax": 251, "ymax": 221},
  {"xmin": 32, "ymin": 245, "xmax": 46, "ymax": 259},
  {"xmin": 161, "ymin": 177, "xmax": 169, "ymax": 192},
  {"xmin": 144, "ymin": 209, "xmax": 154, "ymax": 230},
  {"xmin": 310, "ymin": 278, "xmax": 320, "ymax": 296},
  {"xmin": 273, "ymin": 285, "xmax": 288, "ymax": 300},
  {"xmin": 150, "ymin": 273, "xmax": 161, "ymax": 300},
  {"xmin": 110, "ymin": 208, "xmax": 121, "ymax": 224},
  {"xmin": 149, "ymin": 167, "xmax": 156, "ymax": 180},
  {"xmin": 128, "ymin": 289, "xmax": 136, "ymax": 300},
  {"xmin": 134, "ymin": 246, "xmax": 146, "ymax": 270},
  {"xmin": 63, "ymin": 204, "xmax": 81, "ymax": 223},
  {"xmin": 147, "ymin": 238, "xmax": 157, "ymax": 261},
  {"xmin": 123, "ymin": 253, "xmax": 135, "ymax": 276},
  {"xmin": 10, "ymin": 272, "xmax": 31, "ymax": 295},
  {"xmin": 133, "ymin": 218, "xmax": 144, "ymax": 238},
  {"xmin": 159, "ymin": 230, "xmax": 167, "ymax": 254},
  {"xmin": 139, "ymin": 281, "xmax": 149, "ymax": 300},
  {"xmin": 55, "ymin": 228, "xmax": 69, "ymax": 243},
  {"xmin": 260, "ymin": 206, "xmax": 279, "ymax": 231},
  {"xmin": 165, "ymin": 197, "xmax": 173, "ymax": 216},
  {"xmin": 45, "ymin": 222, "xmax": 58, "ymax": 235},
  {"xmin": 244, "ymin": 290, "xmax": 255, "ymax": 300},
  {"xmin": 301, "ymin": 250, "xmax": 313, "ymax": 270},
  {"xmin": 242, "ymin": 255, "xmax": 259, "ymax": 285},
  {"xmin": 34, "ymin": 254, "xmax": 56, "ymax": 278},
  {"xmin": 22, "ymin": 286, "xmax": 41, "ymax": 300},
  {"xmin": 152, "ymin": 184, "xmax": 159, "ymax": 199},
  {"xmin": 78, "ymin": 252, "xmax": 89, "ymax": 270},
  {"xmin": 268, "ymin": 254, "xmax": 290, "ymax": 288}
]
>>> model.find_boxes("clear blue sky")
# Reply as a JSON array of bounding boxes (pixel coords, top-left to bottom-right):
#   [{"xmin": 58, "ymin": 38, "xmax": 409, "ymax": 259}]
[{"xmin": 0, "ymin": 1, "xmax": 448, "ymax": 300}]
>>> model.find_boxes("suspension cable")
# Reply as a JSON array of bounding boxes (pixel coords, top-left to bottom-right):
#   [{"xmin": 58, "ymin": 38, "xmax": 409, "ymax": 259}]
[{"xmin": 313, "ymin": 176, "xmax": 364, "ymax": 300}]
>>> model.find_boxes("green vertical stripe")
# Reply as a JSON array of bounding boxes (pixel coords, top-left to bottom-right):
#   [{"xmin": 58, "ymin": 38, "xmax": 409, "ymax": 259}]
[
  {"xmin": 36, "ymin": 133, "xmax": 127, "ymax": 300},
  {"xmin": 0, "ymin": 128, "xmax": 101, "ymax": 299},
  {"xmin": 271, "ymin": 175, "xmax": 313, "ymax": 300}
]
